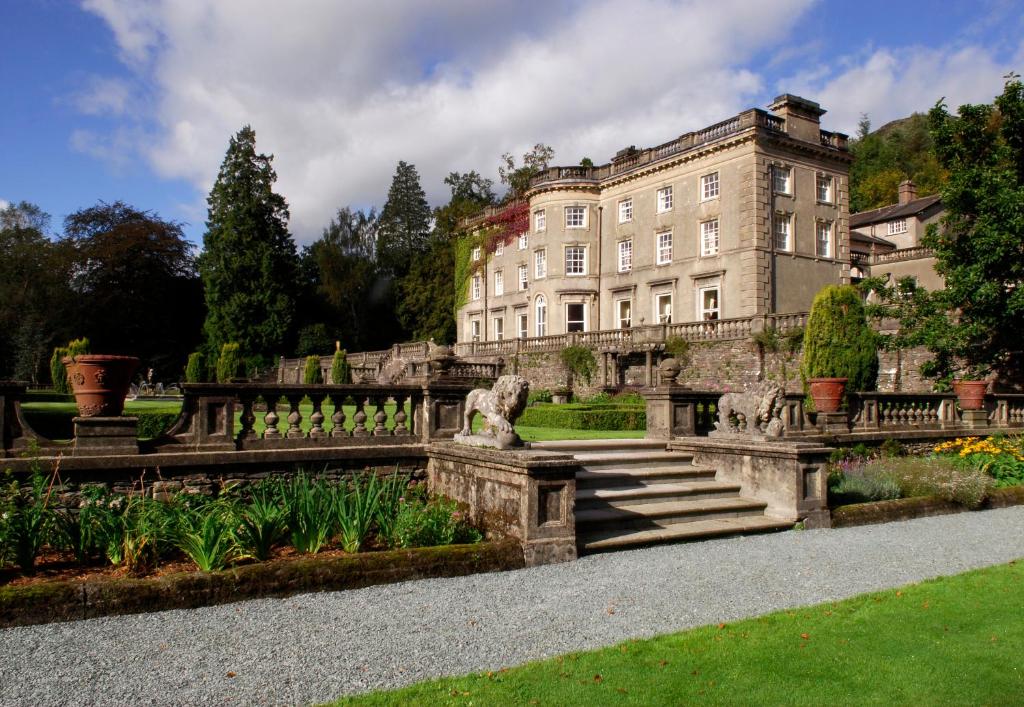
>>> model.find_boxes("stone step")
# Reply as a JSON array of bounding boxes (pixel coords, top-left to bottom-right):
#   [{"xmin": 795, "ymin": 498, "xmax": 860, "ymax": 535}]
[
  {"xmin": 573, "ymin": 451, "xmax": 695, "ymax": 468},
  {"xmin": 578, "ymin": 515, "xmax": 794, "ymax": 553},
  {"xmin": 531, "ymin": 439, "xmax": 666, "ymax": 453},
  {"xmin": 576, "ymin": 467, "xmax": 717, "ymax": 488},
  {"xmin": 575, "ymin": 496, "xmax": 769, "ymax": 529},
  {"xmin": 575, "ymin": 480, "xmax": 742, "ymax": 508}
]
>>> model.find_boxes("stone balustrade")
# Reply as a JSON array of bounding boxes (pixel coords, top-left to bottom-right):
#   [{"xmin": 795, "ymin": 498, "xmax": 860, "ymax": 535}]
[{"xmin": 869, "ymin": 246, "xmax": 935, "ymax": 265}]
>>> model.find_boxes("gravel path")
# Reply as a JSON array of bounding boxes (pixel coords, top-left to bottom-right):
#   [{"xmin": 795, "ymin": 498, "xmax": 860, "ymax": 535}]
[{"xmin": 3, "ymin": 506, "xmax": 1024, "ymax": 706}]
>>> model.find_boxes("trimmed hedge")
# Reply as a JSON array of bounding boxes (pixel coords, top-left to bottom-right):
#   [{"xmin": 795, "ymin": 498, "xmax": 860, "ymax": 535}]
[
  {"xmin": 518, "ymin": 403, "xmax": 646, "ymax": 430},
  {"xmin": 21, "ymin": 408, "xmax": 181, "ymax": 441}
]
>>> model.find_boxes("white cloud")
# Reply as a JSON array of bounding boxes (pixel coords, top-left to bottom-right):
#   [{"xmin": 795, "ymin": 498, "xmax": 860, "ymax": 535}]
[
  {"xmin": 73, "ymin": 76, "xmax": 133, "ymax": 116},
  {"xmin": 0, "ymin": 199, "xmax": 10, "ymax": 211},
  {"xmin": 781, "ymin": 43, "xmax": 1021, "ymax": 135},
  {"xmin": 80, "ymin": 0, "xmax": 815, "ymax": 243}
]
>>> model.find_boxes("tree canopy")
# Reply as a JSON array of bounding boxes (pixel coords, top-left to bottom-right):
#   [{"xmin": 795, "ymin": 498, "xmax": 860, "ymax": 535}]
[
  {"xmin": 849, "ymin": 113, "xmax": 946, "ymax": 212},
  {"xmin": 199, "ymin": 126, "xmax": 298, "ymax": 366},
  {"xmin": 376, "ymin": 161, "xmax": 431, "ymax": 278},
  {"xmin": 499, "ymin": 143, "xmax": 554, "ymax": 200}
]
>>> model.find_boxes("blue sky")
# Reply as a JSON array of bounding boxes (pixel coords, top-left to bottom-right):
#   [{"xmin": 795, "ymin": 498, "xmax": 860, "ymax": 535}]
[{"xmin": 2, "ymin": 0, "xmax": 1022, "ymax": 246}]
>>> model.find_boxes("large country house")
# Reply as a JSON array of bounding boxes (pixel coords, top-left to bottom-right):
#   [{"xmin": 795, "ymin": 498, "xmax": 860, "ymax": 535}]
[{"xmin": 457, "ymin": 94, "xmax": 853, "ymax": 343}]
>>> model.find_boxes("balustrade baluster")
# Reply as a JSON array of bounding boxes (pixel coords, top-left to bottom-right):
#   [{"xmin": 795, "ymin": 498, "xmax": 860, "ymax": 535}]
[
  {"xmin": 329, "ymin": 395, "xmax": 348, "ymax": 436},
  {"xmin": 372, "ymin": 396, "xmax": 389, "ymax": 436},
  {"xmin": 238, "ymin": 396, "xmax": 257, "ymax": 440},
  {"xmin": 286, "ymin": 395, "xmax": 304, "ymax": 438},
  {"xmin": 393, "ymin": 395, "xmax": 409, "ymax": 435},
  {"xmin": 309, "ymin": 394, "xmax": 326, "ymax": 438},
  {"xmin": 352, "ymin": 397, "xmax": 369, "ymax": 436},
  {"xmin": 264, "ymin": 398, "xmax": 281, "ymax": 438}
]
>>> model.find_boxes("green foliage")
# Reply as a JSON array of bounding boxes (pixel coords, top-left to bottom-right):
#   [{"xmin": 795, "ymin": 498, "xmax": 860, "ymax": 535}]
[
  {"xmin": 184, "ymin": 352, "xmax": 205, "ymax": 383},
  {"xmin": 387, "ymin": 491, "xmax": 480, "ymax": 549},
  {"xmin": 829, "ymin": 453, "xmax": 993, "ymax": 509},
  {"xmin": 377, "ymin": 161, "xmax": 432, "ymax": 278},
  {"xmin": 50, "ymin": 338, "xmax": 90, "ymax": 394},
  {"xmin": 560, "ymin": 345, "xmax": 597, "ymax": 386},
  {"xmin": 498, "ymin": 143, "xmax": 555, "ymax": 200},
  {"xmin": 801, "ymin": 285, "xmax": 878, "ymax": 393},
  {"xmin": 848, "ymin": 113, "xmax": 946, "ymax": 212},
  {"xmin": 303, "ymin": 355, "xmax": 322, "ymax": 385},
  {"xmin": 398, "ymin": 233, "xmax": 458, "ymax": 343},
  {"xmin": 232, "ymin": 483, "xmax": 288, "ymax": 561},
  {"xmin": 295, "ymin": 324, "xmax": 334, "ymax": 358},
  {"xmin": 662, "ymin": 336, "xmax": 690, "ymax": 365},
  {"xmin": 863, "ymin": 77, "xmax": 1024, "ymax": 382},
  {"xmin": 527, "ymin": 389, "xmax": 552, "ymax": 405},
  {"xmin": 331, "ymin": 349, "xmax": 350, "ymax": 384},
  {"xmin": 200, "ymin": 125, "xmax": 298, "ymax": 361},
  {"xmin": 0, "ymin": 459, "xmax": 55, "ymax": 572},
  {"xmin": 453, "ymin": 233, "xmax": 485, "ymax": 319},
  {"xmin": 173, "ymin": 499, "xmax": 236, "ymax": 572},
  {"xmin": 280, "ymin": 473, "xmax": 335, "ymax": 555},
  {"xmin": 517, "ymin": 403, "xmax": 646, "ymax": 431},
  {"xmin": 334, "ymin": 472, "xmax": 384, "ymax": 553},
  {"xmin": 216, "ymin": 342, "xmax": 242, "ymax": 383}
]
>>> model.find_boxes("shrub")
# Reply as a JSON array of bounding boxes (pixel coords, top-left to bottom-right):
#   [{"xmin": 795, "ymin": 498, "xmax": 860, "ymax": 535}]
[
  {"xmin": 184, "ymin": 352, "xmax": 205, "ymax": 383},
  {"xmin": 334, "ymin": 472, "xmax": 385, "ymax": 553},
  {"xmin": 295, "ymin": 323, "xmax": 333, "ymax": 358},
  {"xmin": 216, "ymin": 342, "xmax": 242, "ymax": 383},
  {"xmin": 331, "ymin": 348, "xmax": 351, "ymax": 384},
  {"xmin": 934, "ymin": 435, "xmax": 1024, "ymax": 488},
  {"xmin": 50, "ymin": 337, "xmax": 90, "ymax": 394},
  {"xmin": 828, "ymin": 462, "xmax": 902, "ymax": 506},
  {"xmin": 303, "ymin": 355, "xmax": 321, "ymax": 385},
  {"xmin": 560, "ymin": 345, "xmax": 596, "ymax": 386},
  {"xmin": 801, "ymin": 285, "xmax": 878, "ymax": 393},
  {"xmin": 868, "ymin": 456, "xmax": 993, "ymax": 509},
  {"xmin": 663, "ymin": 336, "xmax": 691, "ymax": 366},
  {"xmin": 387, "ymin": 492, "xmax": 480, "ymax": 549},
  {"xmin": 517, "ymin": 403, "xmax": 646, "ymax": 430},
  {"xmin": 279, "ymin": 472, "xmax": 335, "ymax": 554},
  {"xmin": 0, "ymin": 459, "xmax": 56, "ymax": 572}
]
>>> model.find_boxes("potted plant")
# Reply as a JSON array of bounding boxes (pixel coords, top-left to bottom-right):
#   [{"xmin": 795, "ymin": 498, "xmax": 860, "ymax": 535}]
[
  {"xmin": 62, "ymin": 354, "xmax": 140, "ymax": 417},
  {"xmin": 952, "ymin": 371, "xmax": 988, "ymax": 410},
  {"xmin": 801, "ymin": 285, "xmax": 878, "ymax": 413}
]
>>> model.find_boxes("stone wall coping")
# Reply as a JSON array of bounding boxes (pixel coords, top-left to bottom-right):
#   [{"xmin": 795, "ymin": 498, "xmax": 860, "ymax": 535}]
[
  {"xmin": 791, "ymin": 426, "xmax": 1021, "ymax": 445},
  {"xmin": 669, "ymin": 436, "xmax": 834, "ymax": 459},
  {"xmin": 426, "ymin": 442, "xmax": 580, "ymax": 475}
]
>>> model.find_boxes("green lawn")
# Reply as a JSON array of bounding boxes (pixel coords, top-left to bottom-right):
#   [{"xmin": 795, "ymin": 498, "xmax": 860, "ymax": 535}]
[{"xmin": 336, "ymin": 560, "xmax": 1024, "ymax": 705}]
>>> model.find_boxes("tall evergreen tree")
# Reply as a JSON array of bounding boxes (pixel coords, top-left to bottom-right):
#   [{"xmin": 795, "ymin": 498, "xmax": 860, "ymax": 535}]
[
  {"xmin": 200, "ymin": 126, "xmax": 298, "ymax": 365},
  {"xmin": 376, "ymin": 161, "xmax": 431, "ymax": 277}
]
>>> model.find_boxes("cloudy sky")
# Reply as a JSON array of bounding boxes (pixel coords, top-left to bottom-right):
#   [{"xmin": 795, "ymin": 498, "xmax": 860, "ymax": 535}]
[{"xmin": 2, "ymin": 0, "xmax": 1022, "ymax": 245}]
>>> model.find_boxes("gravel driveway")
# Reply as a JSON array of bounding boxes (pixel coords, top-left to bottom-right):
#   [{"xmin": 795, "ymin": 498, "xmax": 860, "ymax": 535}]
[{"xmin": 3, "ymin": 506, "xmax": 1023, "ymax": 706}]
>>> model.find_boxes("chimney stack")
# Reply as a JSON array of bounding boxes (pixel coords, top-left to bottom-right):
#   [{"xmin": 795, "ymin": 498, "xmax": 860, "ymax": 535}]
[{"xmin": 898, "ymin": 179, "xmax": 917, "ymax": 205}]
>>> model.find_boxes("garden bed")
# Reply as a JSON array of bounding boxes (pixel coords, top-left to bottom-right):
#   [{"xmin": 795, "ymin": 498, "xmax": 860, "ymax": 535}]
[
  {"xmin": 831, "ymin": 485, "xmax": 1024, "ymax": 527},
  {"xmin": 0, "ymin": 540, "xmax": 523, "ymax": 628}
]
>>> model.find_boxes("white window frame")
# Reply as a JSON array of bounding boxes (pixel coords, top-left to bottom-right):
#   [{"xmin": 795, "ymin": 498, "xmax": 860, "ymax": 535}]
[
  {"xmin": 517, "ymin": 312, "xmax": 528, "ymax": 339},
  {"xmin": 565, "ymin": 246, "xmax": 586, "ymax": 276},
  {"xmin": 535, "ymin": 249, "xmax": 547, "ymax": 278},
  {"xmin": 887, "ymin": 218, "xmax": 908, "ymax": 236},
  {"xmin": 535, "ymin": 295, "xmax": 547, "ymax": 337},
  {"xmin": 518, "ymin": 232, "xmax": 528, "ymax": 250},
  {"xmin": 494, "ymin": 270, "xmax": 504, "ymax": 296},
  {"xmin": 816, "ymin": 174, "xmax": 833, "ymax": 203},
  {"xmin": 618, "ymin": 239, "xmax": 632, "ymax": 272},
  {"xmin": 697, "ymin": 285, "xmax": 720, "ymax": 321},
  {"xmin": 618, "ymin": 198, "xmax": 633, "ymax": 223},
  {"xmin": 654, "ymin": 293, "xmax": 673, "ymax": 324},
  {"xmin": 565, "ymin": 206, "xmax": 587, "ymax": 229},
  {"xmin": 657, "ymin": 186, "xmax": 673, "ymax": 213},
  {"xmin": 701, "ymin": 172, "xmax": 719, "ymax": 201},
  {"xmin": 816, "ymin": 221, "xmax": 832, "ymax": 258},
  {"xmin": 493, "ymin": 317, "xmax": 504, "ymax": 341},
  {"xmin": 517, "ymin": 264, "xmax": 528, "ymax": 291},
  {"xmin": 774, "ymin": 213, "xmax": 791, "ymax": 251},
  {"xmin": 773, "ymin": 166, "xmax": 792, "ymax": 195},
  {"xmin": 701, "ymin": 218, "xmax": 720, "ymax": 256},
  {"xmin": 471, "ymin": 246, "xmax": 481, "ymax": 261},
  {"xmin": 616, "ymin": 299, "xmax": 632, "ymax": 329},
  {"xmin": 470, "ymin": 318, "xmax": 481, "ymax": 341},
  {"xmin": 565, "ymin": 303, "xmax": 586, "ymax": 333},
  {"xmin": 534, "ymin": 209, "xmax": 546, "ymax": 232},
  {"xmin": 495, "ymin": 241, "xmax": 504, "ymax": 257},
  {"xmin": 656, "ymin": 230, "xmax": 673, "ymax": 265},
  {"xmin": 471, "ymin": 274, "xmax": 481, "ymax": 300}
]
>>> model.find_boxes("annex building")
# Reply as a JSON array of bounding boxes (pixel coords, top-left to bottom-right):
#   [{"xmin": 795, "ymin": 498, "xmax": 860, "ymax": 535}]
[{"xmin": 457, "ymin": 94, "xmax": 853, "ymax": 344}]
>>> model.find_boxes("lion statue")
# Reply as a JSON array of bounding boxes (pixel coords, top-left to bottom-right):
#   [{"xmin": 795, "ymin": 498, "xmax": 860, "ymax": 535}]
[
  {"xmin": 457, "ymin": 374, "xmax": 530, "ymax": 449},
  {"xmin": 713, "ymin": 381, "xmax": 786, "ymax": 438}
]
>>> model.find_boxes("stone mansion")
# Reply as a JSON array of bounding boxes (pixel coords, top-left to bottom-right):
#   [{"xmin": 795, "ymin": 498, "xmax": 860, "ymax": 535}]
[{"xmin": 457, "ymin": 94, "xmax": 853, "ymax": 343}]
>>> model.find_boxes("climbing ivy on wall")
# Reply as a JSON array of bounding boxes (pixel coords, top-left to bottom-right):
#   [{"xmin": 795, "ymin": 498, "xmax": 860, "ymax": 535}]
[{"xmin": 453, "ymin": 233, "xmax": 486, "ymax": 318}]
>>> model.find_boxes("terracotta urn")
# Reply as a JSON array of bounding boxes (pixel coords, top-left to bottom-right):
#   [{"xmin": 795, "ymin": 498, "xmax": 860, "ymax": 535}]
[
  {"xmin": 62, "ymin": 355, "xmax": 140, "ymax": 417},
  {"xmin": 807, "ymin": 377, "xmax": 848, "ymax": 413},
  {"xmin": 952, "ymin": 379, "xmax": 988, "ymax": 411}
]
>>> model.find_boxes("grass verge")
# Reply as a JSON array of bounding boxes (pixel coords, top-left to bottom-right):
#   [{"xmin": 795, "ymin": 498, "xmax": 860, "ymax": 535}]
[{"xmin": 336, "ymin": 560, "xmax": 1024, "ymax": 705}]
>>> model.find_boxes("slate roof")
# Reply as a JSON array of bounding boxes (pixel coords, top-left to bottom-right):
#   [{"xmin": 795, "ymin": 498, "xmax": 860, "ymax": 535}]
[
  {"xmin": 850, "ymin": 231, "xmax": 896, "ymax": 249},
  {"xmin": 849, "ymin": 193, "xmax": 942, "ymax": 228}
]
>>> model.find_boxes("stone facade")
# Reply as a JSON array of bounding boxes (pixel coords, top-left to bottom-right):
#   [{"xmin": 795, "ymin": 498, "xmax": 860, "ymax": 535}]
[{"xmin": 458, "ymin": 94, "xmax": 852, "ymax": 345}]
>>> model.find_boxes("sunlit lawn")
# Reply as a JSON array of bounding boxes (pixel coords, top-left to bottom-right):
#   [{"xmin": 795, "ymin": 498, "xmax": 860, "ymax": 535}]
[{"xmin": 336, "ymin": 560, "xmax": 1024, "ymax": 705}]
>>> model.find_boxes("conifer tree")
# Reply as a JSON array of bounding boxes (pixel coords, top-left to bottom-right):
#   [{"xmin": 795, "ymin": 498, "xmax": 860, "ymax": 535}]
[
  {"xmin": 200, "ymin": 126, "xmax": 298, "ymax": 363},
  {"xmin": 376, "ymin": 161, "xmax": 431, "ymax": 277}
]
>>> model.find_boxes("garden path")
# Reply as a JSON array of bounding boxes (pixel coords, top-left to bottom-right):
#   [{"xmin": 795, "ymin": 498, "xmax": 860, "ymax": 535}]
[{"xmin": 2, "ymin": 507, "xmax": 1023, "ymax": 706}]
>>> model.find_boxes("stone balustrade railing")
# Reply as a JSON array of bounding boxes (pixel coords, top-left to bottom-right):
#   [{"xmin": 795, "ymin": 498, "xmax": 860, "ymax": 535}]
[{"xmin": 869, "ymin": 247, "xmax": 935, "ymax": 265}]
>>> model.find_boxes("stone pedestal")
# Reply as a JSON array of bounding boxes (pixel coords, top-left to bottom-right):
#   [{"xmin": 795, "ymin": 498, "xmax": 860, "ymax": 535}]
[
  {"xmin": 426, "ymin": 443, "xmax": 579, "ymax": 566},
  {"xmin": 644, "ymin": 385, "xmax": 699, "ymax": 439},
  {"xmin": 72, "ymin": 417, "xmax": 139, "ymax": 456},
  {"xmin": 815, "ymin": 411, "xmax": 850, "ymax": 434},
  {"xmin": 961, "ymin": 409, "xmax": 990, "ymax": 430}
]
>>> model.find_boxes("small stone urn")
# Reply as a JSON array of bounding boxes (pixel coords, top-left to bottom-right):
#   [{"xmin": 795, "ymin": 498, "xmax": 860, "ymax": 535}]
[
  {"xmin": 657, "ymin": 357, "xmax": 682, "ymax": 385},
  {"xmin": 63, "ymin": 355, "xmax": 140, "ymax": 417},
  {"xmin": 428, "ymin": 345, "xmax": 457, "ymax": 376}
]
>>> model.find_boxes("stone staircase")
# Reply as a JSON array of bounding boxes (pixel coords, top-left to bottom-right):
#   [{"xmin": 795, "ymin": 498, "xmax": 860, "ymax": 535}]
[{"xmin": 534, "ymin": 439, "xmax": 793, "ymax": 553}]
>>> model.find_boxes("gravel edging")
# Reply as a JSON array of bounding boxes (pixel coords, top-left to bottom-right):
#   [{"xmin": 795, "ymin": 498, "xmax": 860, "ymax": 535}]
[
  {"xmin": 0, "ymin": 541, "xmax": 523, "ymax": 629},
  {"xmin": 1, "ymin": 506, "xmax": 1023, "ymax": 706}
]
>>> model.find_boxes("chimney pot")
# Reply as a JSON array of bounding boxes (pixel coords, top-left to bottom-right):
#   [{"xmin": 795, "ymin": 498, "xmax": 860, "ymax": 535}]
[{"xmin": 898, "ymin": 180, "xmax": 917, "ymax": 205}]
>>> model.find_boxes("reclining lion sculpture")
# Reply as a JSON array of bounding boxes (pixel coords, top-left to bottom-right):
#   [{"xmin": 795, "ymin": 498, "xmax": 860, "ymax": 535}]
[
  {"xmin": 713, "ymin": 381, "xmax": 786, "ymax": 438},
  {"xmin": 456, "ymin": 374, "xmax": 530, "ymax": 449}
]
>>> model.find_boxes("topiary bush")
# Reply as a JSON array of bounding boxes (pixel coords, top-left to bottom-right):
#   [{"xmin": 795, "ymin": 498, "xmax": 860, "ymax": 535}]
[
  {"xmin": 184, "ymin": 352, "xmax": 205, "ymax": 383},
  {"xmin": 517, "ymin": 403, "xmax": 646, "ymax": 430},
  {"xmin": 801, "ymin": 285, "xmax": 878, "ymax": 393},
  {"xmin": 331, "ymin": 349, "xmax": 350, "ymax": 384},
  {"xmin": 303, "ymin": 355, "xmax": 321, "ymax": 384},
  {"xmin": 216, "ymin": 343, "xmax": 242, "ymax": 383},
  {"xmin": 49, "ymin": 338, "xmax": 90, "ymax": 394}
]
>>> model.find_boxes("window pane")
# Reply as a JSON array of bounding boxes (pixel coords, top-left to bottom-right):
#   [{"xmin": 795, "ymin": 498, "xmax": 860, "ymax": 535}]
[
  {"xmin": 618, "ymin": 240, "xmax": 632, "ymax": 272},
  {"xmin": 702, "ymin": 172, "xmax": 719, "ymax": 200},
  {"xmin": 657, "ymin": 231, "xmax": 672, "ymax": 264},
  {"xmin": 565, "ymin": 247, "xmax": 585, "ymax": 275},
  {"xmin": 566, "ymin": 303, "xmax": 585, "ymax": 332},
  {"xmin": 701, "ymin": 219, "xmax": 719, "ymax": 256}
]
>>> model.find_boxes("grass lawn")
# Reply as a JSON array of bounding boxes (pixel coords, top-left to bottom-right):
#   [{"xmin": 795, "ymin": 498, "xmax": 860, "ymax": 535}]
[{"xmin": 336, "ymin": 560, "xmax": 1024, "ymax": 705}]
